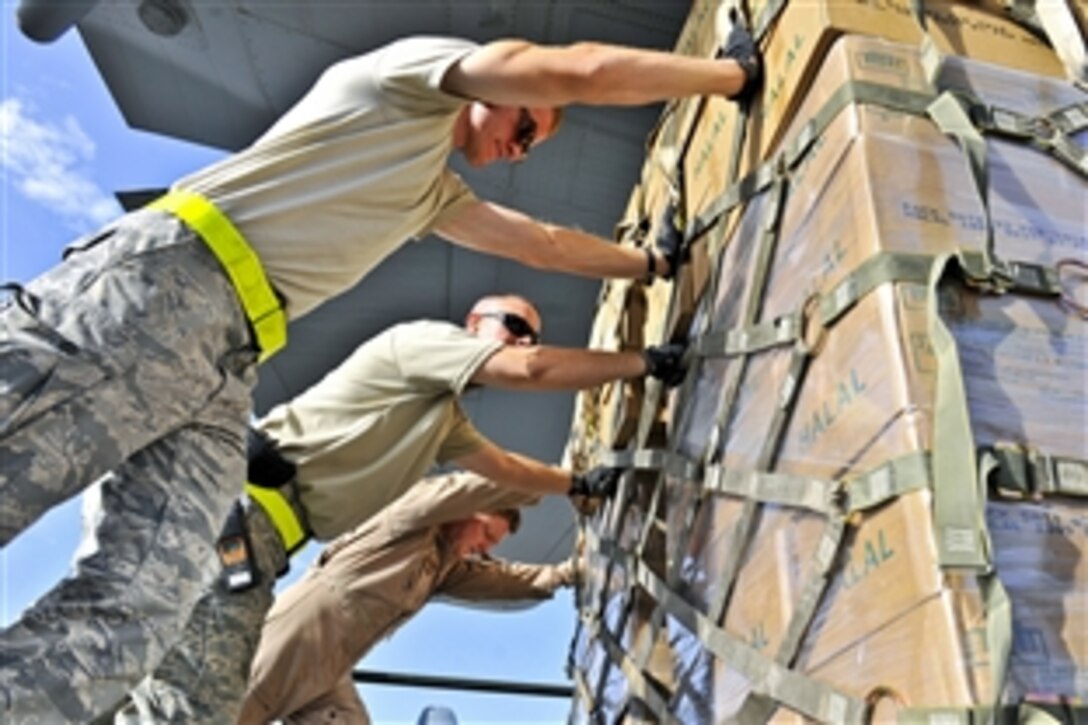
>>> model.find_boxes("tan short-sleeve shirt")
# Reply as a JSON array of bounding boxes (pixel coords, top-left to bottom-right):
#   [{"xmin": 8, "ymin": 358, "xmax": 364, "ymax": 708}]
[
  {"xmin": 258, "ymin": 320, "xmax": 502, "ymax": 538},
  {"xmin": 175, "ymin": 37, "xmax": 480, "ymax": 320}
]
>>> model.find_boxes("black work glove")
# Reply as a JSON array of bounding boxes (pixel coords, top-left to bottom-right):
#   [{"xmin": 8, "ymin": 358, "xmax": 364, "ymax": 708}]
[
  {"xmin": 719, "ymin": 12, "xmax": 762, "ymax": 104},
  {"xmin": 569, "ymin": 466, "xmax": 623, "ymax": 500},
  {"xmin": 246, "ymin": 427, "xmax": 296, "ymax": 488},
  {"xmin": 643, "ymin": 343, "xmax": 688, "ymax": 387},
  {"xmin": 654, "ymin": 201, "xmax": 687, "ymax": 280}
]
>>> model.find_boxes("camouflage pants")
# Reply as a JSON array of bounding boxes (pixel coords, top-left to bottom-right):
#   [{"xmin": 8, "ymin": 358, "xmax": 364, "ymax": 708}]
[
  {"xmin": 0, "ymin": 210, "xmax": 258, "ymax": 721},
  {"xmin": 113, "ymin": 494, "xmax": 289, "ymax": 724}
]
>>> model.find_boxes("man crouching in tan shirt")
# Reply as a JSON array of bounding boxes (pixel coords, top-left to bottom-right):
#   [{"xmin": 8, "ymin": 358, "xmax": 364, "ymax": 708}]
[{"xmin": 238, "ymin": 472, "xmax": 575, "ymax": 724}]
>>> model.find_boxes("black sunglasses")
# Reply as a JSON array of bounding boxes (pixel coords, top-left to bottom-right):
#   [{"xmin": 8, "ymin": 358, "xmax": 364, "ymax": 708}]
[
  {"xmin": 514, "ymin": 108, "xmax": 538, "ymax": 157},
  {"xmin": 478, "ymin": 312, "xmax": 540, "ymax": 345}
]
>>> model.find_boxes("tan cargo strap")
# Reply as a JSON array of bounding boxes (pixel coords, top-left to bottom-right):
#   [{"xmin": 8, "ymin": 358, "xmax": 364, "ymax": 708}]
[
  {"xmin": 923, "ymin": 252, "xmax": 1023, "ymax": 710},
  {"xmin": 571, "ymin": 665, "xmax": 597, "ymax": 721},
  {"xmin": 928, "ymin": 92, "xmax": 998, "ymax": 259},
  {"xmin": 908, "ymin": 0, "xmax": 946, "ymax": 87},
  {"xmin": 686, "ymin": 76, "xmax": 1082, "ymax": 247},
  {"xmin": 606, "ymin": 448, "xmax": 932, "ymax": 516},
  {"xmin": 581, "ymin": 606, "xmax": 677, "ymax": 724},
  {"xmin": 703, "ymin": 450, "xmax": 933, "ymax": 515},
  {"xmin": 703, "ymin": 176, "xmax": 789, "ymax": 463},
  {"xmin": 692, "ymin": 250, "xmax": 1061, "ymax": 366},
  {"xmin": 244, "ymin": 482, "xmax": 309, "ymax": 556},
  {"xmin": 149, "ymin": 190, "xmax": 286, "ymax": 362},
  {"xmin": 600, "ymin": 449, "xmax": 699, "ymax": 480},
  {"xmin": 927, "ymin": 254, "xmax": 993, "ymax": 573},
  {"xmin": 687, "ymin": 80, "xmax": 935, "ymax": 244},
  {"xmin": 1033, "ymin": 0, "xmax": 1088, "ymax": 86},
  {"xmin": 750, "ymin": 0, "xmax": 788, "ymax": 42},
  {"xmin": 983, "ymin": 444, "xmax": 1088, "ymax": 499},
  {"xmin": 900, "ymin": 701, "xmax": 1084, "ymax": 724},
  {"xmin": 588, "ymin": 527, "xmax": 868, "ymax": 724},
  {"xmin": 695, "ymin": 310, "xmax": 801, "ymax": 358},
  {"xmin": 928, "ymin": 93, "xmax": 1082, "ymax": 299},
  {"xmin": 775, "ymin": 511, "xmax": 849, "ymax": 664},
  {"xmin": 970, "ymin": 100, "xmax": 1088, "ymax": 178}
]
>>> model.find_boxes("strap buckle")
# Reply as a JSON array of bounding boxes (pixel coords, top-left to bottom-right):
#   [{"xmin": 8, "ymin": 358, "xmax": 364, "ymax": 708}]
[{"xmin": 986, "ymin": 444, "xmax": 1051, "ymax": 500}]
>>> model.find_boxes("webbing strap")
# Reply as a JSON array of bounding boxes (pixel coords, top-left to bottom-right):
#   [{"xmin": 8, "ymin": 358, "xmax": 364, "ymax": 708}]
[
  {"xmin": 695, "ymin": 312, "xmax": 801, "ymax": 358},
  {"xmin": 844, "ymin": 452, "xmax": 933, "ymax": 512},
  {"xmin": 708, "ymin": 341, "xmax": 811, "ymax": 626},
  {"xmin": 819, "ymin": 252, "xmax": 935, "ymax": 326},
  {"xmin": 687, "ymin": 80, "xmax": 934, "ymax": 243},
  {"xmin": 983, "ymin": 444, "xmax": 1088, "ymax": 499},
  {"xmin": 774, "ymin": 511, "xmax": 848, "ymax": 666},
  {"xmin": 696, "ymin": 249, "xmax": 1059, "ymax": 369},
  {"xmin": 571, "ymin": 664, "xmax": 599, "ymax": 723},
  {"xmin": 909, "ymin": 0, "xmax": 945, "ymax": 88},
  {"xmin": 149, "ymin": 190, "xmax": 286, "ymax": 362},
  {"xmin": 701, "ymin": 176, "xmax": 789, "ymax": 467},
  {"xmin": 244, "ymin": 483, "xmax": 308, "ymax": 555},
  {"xmin": 623, "ymin": 449, "xmax": 932, "ymax": 515},
  {"xmin": 900, "ymin": 700, "xmax": 1088, "ymax": 724},
  {"xmin": 971, "ymin": 100, "xmax": 1088, "ymax": 178},
  {"xmin": 927, "ymin": 255, "xmax": 992, "ymax": 572},
  {"xmin": 751, "ymin": 0, "xmax": 788, "ymax": 41},
  {"xmin": 928, "ymin": 93, "xmax": 997, "ymax": 260},
  {"xmin": 1034, "ymin": 0, "xmax": 1088, "ymax": 85},
  {"xmin": 601, "ymin": 449, "xmax": 699, "ymax": 480},
  {"xmin": 704, "ymin": 464, "xmax": 837, "ymax": 512},
  {"xmin": 589, "ymin": 614, "xmax": 678, "ymax": 724},
  {"xmin": 589, "ymin": 531, "xmax": 867, "ymax": 724},
  {"xmin": 687, "ymin": 73, "xmax": 1084, "ymax": 252}
]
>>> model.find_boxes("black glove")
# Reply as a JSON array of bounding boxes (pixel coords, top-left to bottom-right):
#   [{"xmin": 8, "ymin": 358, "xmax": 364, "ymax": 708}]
[
  {"xmin": 569, "ymin": 466, "xmax": 623, "ymax": 499},
  {"xmin": 643, "ymin": 343, "xmax": 688, "ymax": 387},
  {"xmin": 654, "ymin": 201, "xmax": 687, "ymax": 280},
  {"xmin": 719, "ymin": 12, "xmax": 762, "ymax": 104},
  {"xmin": 246, "ymin": 427, "xmax": 296, "ymax": 488}
]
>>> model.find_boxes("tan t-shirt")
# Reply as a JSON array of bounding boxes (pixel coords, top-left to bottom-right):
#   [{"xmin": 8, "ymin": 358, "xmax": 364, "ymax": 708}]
[
  {"xmin": 175, "ymin": 37, "xmax": 480, "ymax": 320},
  {"xmin": 258, "ymin": 320, "xmax": 502, "ymax": 539}
]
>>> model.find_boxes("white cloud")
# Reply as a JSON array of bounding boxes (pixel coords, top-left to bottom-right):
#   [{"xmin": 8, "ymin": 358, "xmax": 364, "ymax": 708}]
[{"xmin": 1, "ymin": 97, "xmax": 119, "ymax": 231}]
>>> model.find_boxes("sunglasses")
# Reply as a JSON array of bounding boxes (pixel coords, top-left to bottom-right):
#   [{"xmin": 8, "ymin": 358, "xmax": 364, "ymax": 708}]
[
  {"xmin": 514, "ymin": 108, "xmax": 538, "ymax": 158},
  {"xmin": 478, "ymin": 311, "xmax": 540, "ymax": 345}
]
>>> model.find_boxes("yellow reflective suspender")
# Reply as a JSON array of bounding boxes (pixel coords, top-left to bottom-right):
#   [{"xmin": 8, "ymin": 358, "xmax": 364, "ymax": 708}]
[
  {"xmin": 244, "ymin": 483, "xmax": 308, "ymax": 555},
  {"xmin": 149, "ymin": 190, "xmax": 287, "ymax": 361}
]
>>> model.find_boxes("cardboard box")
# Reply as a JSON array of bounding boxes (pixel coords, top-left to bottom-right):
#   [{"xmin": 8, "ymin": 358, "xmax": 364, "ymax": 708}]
[
  {"xmin": 572, "ymin": 16, "xmax": 1086, "ymax": 724},
  {"xmin": 681, "ymin": 36, "xmax": 1088, "ymax": 475},
  {"xmin": 803, "ymin": 591, "xmax": 977, "ymax": 709},
  {"xmin": 753, "ymin": 0, "xmax": 1064, "ymax": 154},
  {"xmin": 683, "ymin": 19, "xmax": 1074, "ymax": 230}
]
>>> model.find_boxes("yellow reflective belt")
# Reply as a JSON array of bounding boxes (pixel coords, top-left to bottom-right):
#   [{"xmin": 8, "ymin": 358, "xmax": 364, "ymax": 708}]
[
  {"xmin": 149, "ymin": 190, "xmax": 286, "ymax": 362},
  {"xmin": 244, "ymin": 483, "xmax": 308, "ymax": 555}
]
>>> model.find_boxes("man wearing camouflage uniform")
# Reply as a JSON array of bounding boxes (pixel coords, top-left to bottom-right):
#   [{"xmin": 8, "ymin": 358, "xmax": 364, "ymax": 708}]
[
  {"xmin": 0, "ymin": 28, "xmax": 760, "ymax": 723},
  {"xmin": 8, "ymin": 293, "xmax": 684, "ymax": 722},
  {"xmin": 238, "ymin": 472, "xmax": 576, "ymax": 725}
]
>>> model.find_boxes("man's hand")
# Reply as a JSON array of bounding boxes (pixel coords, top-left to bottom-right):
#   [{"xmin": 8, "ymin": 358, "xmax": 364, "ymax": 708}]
[
  {"xmin": 555, "ymin": 556, "xmax": 582, "ymax": 589},
  {"xmin": 720, "ymin": 14, "xmax": 762, "ymax": 103},
  {"xmin": 643, "ymin": 343, "xmax": 688, "ymax": 387},
  {"xmin": 569, "ymin": 466, "xmax": 624, "ymax": 499},
  {"xmin": 654, "ymin": 201, "xmax": 687, "ymax": 280}
]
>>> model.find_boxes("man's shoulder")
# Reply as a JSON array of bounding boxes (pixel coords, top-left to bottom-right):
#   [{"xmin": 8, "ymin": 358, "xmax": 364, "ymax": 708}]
[{"xmin": 388, "ymin": 319, "xmax": 463, "ymax": 338}]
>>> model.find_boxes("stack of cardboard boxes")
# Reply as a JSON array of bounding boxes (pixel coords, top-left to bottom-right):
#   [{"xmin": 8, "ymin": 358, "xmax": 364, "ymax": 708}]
[{"xmin": 568, "ymin": 1, "xmax": 1086, "ymax": 721}]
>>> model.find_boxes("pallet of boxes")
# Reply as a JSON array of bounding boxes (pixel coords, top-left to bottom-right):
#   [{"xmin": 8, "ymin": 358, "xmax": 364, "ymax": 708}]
[{"xmin": 565, "ymin": 0, "xmax": 1087, "ymax": 722}]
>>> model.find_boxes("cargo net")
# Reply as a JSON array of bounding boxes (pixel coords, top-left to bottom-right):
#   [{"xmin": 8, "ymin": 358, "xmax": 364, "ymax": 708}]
[{"xmin": 563, "ymin": 2, "xmax": 1088, "ymax": 723}]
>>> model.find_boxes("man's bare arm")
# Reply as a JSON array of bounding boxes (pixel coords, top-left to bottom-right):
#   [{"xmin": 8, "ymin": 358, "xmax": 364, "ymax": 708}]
[
  {"xmin": 471, "ymin": 344, "xmax": 646, "ymax": 391},
  {"xmin": 434, "ymin": 200, "xmax": 670, "ymax": 279},
  {"xmin": 455, "ymin": 441, "xmax": 571, "ymax": 497},
  {"xmin": 441, "ymin": 40, "xmax": 747, "ymax": 107}
]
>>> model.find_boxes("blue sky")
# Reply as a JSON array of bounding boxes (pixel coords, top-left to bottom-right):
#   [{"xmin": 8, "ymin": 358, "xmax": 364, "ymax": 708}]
[{"xmin": 1, "ymin": 12, "xmax": 573, "ymax": 724}]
